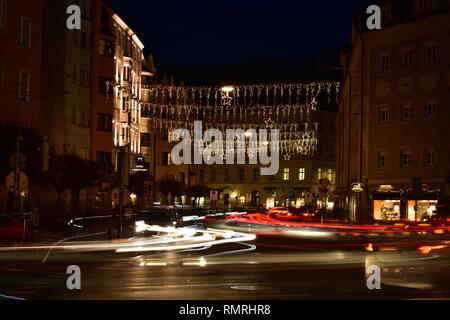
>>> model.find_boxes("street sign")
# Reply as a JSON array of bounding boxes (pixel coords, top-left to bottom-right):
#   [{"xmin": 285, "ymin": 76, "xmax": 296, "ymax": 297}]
[
  {"xmin": 350, "ymin": 182, "xmax": 365, "ymax": 193},
  {"xmin": 8, "ymin": 153, "xmax": 27, "ymax": 170},
  {"xmin": 319, "ymin": 178, "xmax": 331, "ymax": 187},
  {"xmin": 5, "ymin": 171, "xmax": 28, "ymax": 193}
]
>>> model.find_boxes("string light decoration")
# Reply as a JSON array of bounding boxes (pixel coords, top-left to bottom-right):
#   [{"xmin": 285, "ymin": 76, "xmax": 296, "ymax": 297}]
[{"xmin": 109, "ymin": 81, "xmax": 341, "ymax": 158}]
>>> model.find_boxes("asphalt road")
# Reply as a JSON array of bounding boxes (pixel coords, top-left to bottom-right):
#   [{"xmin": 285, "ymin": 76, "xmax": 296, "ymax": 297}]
[{"xmin": 1, "ymin": 236, "xmax": 450, "ymax": 300}]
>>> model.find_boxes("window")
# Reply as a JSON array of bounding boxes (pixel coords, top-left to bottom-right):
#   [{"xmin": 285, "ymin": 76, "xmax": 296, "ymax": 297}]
[
  {"xmin": 378, "ymin": 108, "xmax": 389, "ymax": 123},
  {"xmin": 239, "ymin": 168, "xmax": 245, "ymax": 181},
  {"xmin": 17, "ymin": 69, "xmax": 30, "ymax": 102},
  {"xmin": 225, "ymin": 168, "xmax": 230, "ymax": 181},
  {"xmin": 327, "ymin": 169, "xmax": 333, "ymax": 182},
  {"xmin": 403, "ymin": 49, "xmax": 413, "ymax": 68},
  {"xmin": 97, "ymin": 113, "xmax": 112, "ymax": 132},
  {"xmin": 299, "ymin": 168, "xmax": 306, "ymax": 181},
  {"xmin": 0, "ymin": 57, "xmax": 4, "ymax": 92},
  {"xmin": 79, "ymin": 68, "xmax": 89, "ymax": 87},
  {"xmin": 80, "ymin": 30, "xmax": 88, "ymax": 49},
  {"xmin": 377, "ymin": 152, "xmax": 389, "ymax": 169},
  {"xmin": 379, "ymin": 54, "xmax": 390, "ymax": 72},
  {"xmin": 96, "ymin": 151, "xmax": 111, "ymax": 164},
  {"xmin": 426, "ymin": 43, "xmax": 437, "ymax": 63},
  {"xmin": 161, "ymin": 152, "xmax": 170, "ymax": 166},
  {"xmin": 400, "ymin": 150, "xmax": 411, "ymax": 168},
  {"xmin": 329, "ymin": 146, "xmax": 335, "ymax": 159},
  {"xmin": 79, "ymin": 148, "xmax": 90, "ymax": 161},
  {"xmin": 72, "ymin": 105, "xmax": 77, "ymax": 125},
  {"xmin": 199, "ymin": 168, "xmax": 205, "ymax": 182},
  {"xmin": 141, "ymin": 133, "xmax": 150, "ymax": 147},
  {"xmin": 253, "ymin": 168, "xmax": 260, "ymax": 181},
  {"xmin": 20, "ymin": 16, "xmax": 31, "ymax": 48},
  {"xmin": 317, "ymin": 168, "xmax": 322, "ymax": 180},
  {"xmin": 123, "ymin": 66, "xmax": 131, "ymax": 81},
  {"xmin": 401, "ymin": 103, "xmax": 412, "ymax": 121},
  {"xmin": 98, "ymin": 76, "xmax": 112, "ymax": 93},
  {"xmin": 99, "ymin": 39, "xmax": 114, "ymax": 57},
  {"xmin": 381, "ymin": 6, "xmax": 392, "ymax": 25},
  {"xmin": 283, "ymin": 168, "xmax": 290, "ymax": 181},
  {"xmin": 425, "ymin": 101, "xmax": 436, "ymax": 118},
  {"xmin": 423, "ymin": 148, "xmax": 436, "ymax": 167},
  {"xmin": 79, "ymin": 108, "xmax": 89, "ymax": 127},
  {"xmin": 0, "ymin": 0, "xmax": 5, "ymax": 30},
  {"xmin": 179, "ymin": 172, "xmax": 185, "ymax": 184}
]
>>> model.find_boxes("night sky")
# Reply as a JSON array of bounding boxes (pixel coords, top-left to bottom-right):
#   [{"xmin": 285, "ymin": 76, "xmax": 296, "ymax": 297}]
[{"xmin": 109, "ymin": 0, "xmax": 372, "ymax": 84}]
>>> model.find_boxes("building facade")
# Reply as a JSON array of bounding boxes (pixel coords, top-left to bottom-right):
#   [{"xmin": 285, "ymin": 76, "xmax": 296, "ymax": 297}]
[
  {"xmin": 337, "ymin": 0, "xmax": 450, "ymax": 222},
  {"xmin": 201, "ymin": 106, "xmax": 337, "ymax": 209}
]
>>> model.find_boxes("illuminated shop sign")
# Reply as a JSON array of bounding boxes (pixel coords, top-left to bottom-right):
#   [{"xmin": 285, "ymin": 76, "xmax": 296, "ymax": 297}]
[{"xmin": 350, "ymin": 182, "xmax": 365, "ymax": 193}]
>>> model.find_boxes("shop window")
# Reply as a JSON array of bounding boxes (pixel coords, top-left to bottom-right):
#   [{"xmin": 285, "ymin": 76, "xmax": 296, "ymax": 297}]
[
  {"xmin": 408, "ymin": 200, "xmax": 437, "ymax": 221},
  {"xmin": 373, "ymin": 200, "xmax": 401, "ymax": 221}
]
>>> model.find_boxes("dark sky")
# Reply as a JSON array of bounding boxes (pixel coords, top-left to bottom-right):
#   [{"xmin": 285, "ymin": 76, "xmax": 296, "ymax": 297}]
[{"xmin": 109, "ymin": 0, "xmax": 371, "ymax": 82}]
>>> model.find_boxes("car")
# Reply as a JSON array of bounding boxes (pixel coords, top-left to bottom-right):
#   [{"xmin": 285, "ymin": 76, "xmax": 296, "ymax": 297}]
[{"xmin": 365, "ymin": 241, "xmax": 450, "ymax": 291}]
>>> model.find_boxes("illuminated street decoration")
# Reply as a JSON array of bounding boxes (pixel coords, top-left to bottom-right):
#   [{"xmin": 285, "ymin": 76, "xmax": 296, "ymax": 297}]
[{"xmin": 134, "ymin": 81, "xmax": 341, "ymax": 158}]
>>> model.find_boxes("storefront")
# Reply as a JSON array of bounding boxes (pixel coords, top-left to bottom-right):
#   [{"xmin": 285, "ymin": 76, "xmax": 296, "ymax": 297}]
[{"xmin": 371, "ymin": 185, "xmax": 440, "ymax": 222}]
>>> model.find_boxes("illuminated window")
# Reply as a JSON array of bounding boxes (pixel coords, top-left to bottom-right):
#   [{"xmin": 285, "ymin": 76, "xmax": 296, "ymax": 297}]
[
  {"xmin": 20, "ymin": 16, "xmax": 31, "ymax": 48},
  {"xmin": 298, "ymin": 168, "xmax": 305, "ymax": 181},
  {"xmin": 317, "ymin": 168, "xmax": 322, "ymax": 180},
  {"xmin": 328, "ymin": 169, "xmax": 333, "ymax": 181},
  {"xmin": 17, "ymin": 69, "xmax": 30, "ymax": 102},
  {"xmin": 283, "ymin": 168, "xmax": 290, "ymax": 181}
]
